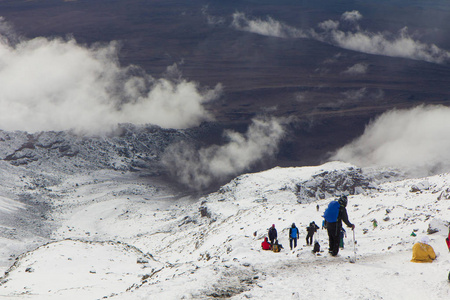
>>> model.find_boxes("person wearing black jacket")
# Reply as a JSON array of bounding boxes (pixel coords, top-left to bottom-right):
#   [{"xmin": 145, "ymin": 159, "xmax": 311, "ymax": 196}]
[
  {"xmin": 268, "ymin": 224, "xmax": 277, "ymax": 246},
  {"xmin": 306, "ymin": 221, "xmax": 319, "ymax": 246},
  {"xmin": 327, "ymin": 195, "xmax": 355, "ymax": 256}
]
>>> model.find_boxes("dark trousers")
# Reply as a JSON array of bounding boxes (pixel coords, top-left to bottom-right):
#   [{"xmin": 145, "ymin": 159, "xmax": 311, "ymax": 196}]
[
  {"xmin": 306, "ymin": 234, "xmax": 313, "ymax": 245},
  {"xmin": 327, "ymin": 222, "xmax": 341, "ymax": 256},
  {"xmin": 269, "ymin": 238, "xmax": 275, "ymax": 246},
  {"xmin": 290, "ymin": 238, "xmax": 297, "ymax": 250}
]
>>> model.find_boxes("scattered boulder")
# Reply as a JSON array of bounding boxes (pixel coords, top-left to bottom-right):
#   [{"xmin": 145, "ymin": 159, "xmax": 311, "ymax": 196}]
[
  {"xmin": 137, "ymin": 257, "xmax": 149, "ymax": 264},
  {"xmin": 199, "ymin": 206, "xmax": 210, "ymax": 218},
  {"xmin": 427, "ymin": 218, "xmax": 448, "ymax": 234},
  {"xmin": 437, "ymin": 187, "xmax": 450, "ymax": 200},
  {"xmin": 410, "ymin": 181, "xmax": 430, "ymax": 193}
]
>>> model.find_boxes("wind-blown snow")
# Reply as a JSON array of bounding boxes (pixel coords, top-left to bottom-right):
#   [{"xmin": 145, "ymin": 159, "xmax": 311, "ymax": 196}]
[{"xmin": 0, "ymin": 160, "xmax": 449, "ymax": 299}]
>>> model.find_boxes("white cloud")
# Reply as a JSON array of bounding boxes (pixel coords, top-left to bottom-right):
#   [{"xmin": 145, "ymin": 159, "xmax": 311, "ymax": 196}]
[
  {"xmin": 318, "ymin": 20, "xmax": 340, "ymax": 31},
  {"xmin": 231, "ymin": 12, "xmax": 306, "ymax": 38},
  {"xmin": 331, "ymin": 105, "xmax": 450, "ymax": 176},
  {"xmin": 342, "ymin": 88, "xmax": 367, "ymax": 101},
  {"xmin": 201, "ymin": 5, "xmax": 225, "ymax": 26},
  {"xmin": 230, "ymin": 11, "xmax": 450, "ymax": 64},
  {"xmin": 341, "ymin": 10, "xmax": 363, "ymax": 22},
  {"xmin": 343, "ymin": 63, "xmax": 368, "ymax": 75},
  {"xmin": 162, "ymin": 117, "xmax": 287, "ymax": 190},
  {"xmin": 0, "ymin": 20, "xmax": 221, "ymax": 134},
  {"xmin": 313, "ymin": 12, "xmax": 450, "ymax": 64}
]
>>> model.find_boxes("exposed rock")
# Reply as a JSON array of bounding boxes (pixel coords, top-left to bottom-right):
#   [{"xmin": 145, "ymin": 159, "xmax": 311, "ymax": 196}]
[
  {"xmin": 427, "ymin": 218, "xmax": 448, "ymax": 234},
  {"xmin": 410, "ymin": 181, "xmax": 430, "ymax": 193},
  {"xmin": 295, "ymin": 167, "xmax": 375, "ymax": 202},
  {"xmin": 437, "ymin": 188, "xmax": 450, "ymax": 200},
  {"xmin": 199, "ymin": 206, "xmax": 210, "ymax": 218}
]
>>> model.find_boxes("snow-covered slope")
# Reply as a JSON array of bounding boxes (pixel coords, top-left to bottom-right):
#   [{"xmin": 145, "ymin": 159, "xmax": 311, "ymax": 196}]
[
  {"xmin": 0, "ymin": 157, "xmax": 449, "ymax": 299},
  {"xmin": 0, "ymin": 125, "xmax": 190, "ymax": 275}
]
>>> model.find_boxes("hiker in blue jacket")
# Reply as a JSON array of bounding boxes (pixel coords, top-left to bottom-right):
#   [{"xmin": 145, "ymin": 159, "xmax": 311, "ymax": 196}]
[
  {"xmin": 289, "ymin": 223, "xmax": 299, "ymax": 250},
  {"xmin": 324, "ymin": 195, "xmax": 355, "ymax": 256}
]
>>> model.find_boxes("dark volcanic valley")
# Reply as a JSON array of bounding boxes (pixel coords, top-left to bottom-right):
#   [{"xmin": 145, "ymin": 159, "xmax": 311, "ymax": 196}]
[{"xmin": 1, "ymin": 0, "xmax": 450, "ymax": 169}]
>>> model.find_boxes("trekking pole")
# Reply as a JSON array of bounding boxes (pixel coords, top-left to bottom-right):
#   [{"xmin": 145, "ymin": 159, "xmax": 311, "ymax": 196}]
[{"xmin": 350, "ymin": 229, "xmax": 357, "ymax": 263}]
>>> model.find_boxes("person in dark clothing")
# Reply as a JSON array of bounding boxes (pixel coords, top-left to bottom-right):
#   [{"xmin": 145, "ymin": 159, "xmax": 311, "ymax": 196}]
[
  {"xmin": 327, "ymin": 195, "xmax": 355, "ymax": 256},
  {"xmin": 306, "ymin": 221, "xmax": 319, "ymax": 246},
  {"xmin": 268, "ymin": 224, "xmax": 277, "ymax": 246},
  {"xmin": 289, "ymin": 223, "xmax": 299, "ymax": 250}
]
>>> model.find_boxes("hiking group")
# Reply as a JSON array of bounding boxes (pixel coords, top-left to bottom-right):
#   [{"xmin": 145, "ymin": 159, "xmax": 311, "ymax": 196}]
[
  {"xmin": 260, "ymin": 194, "xmax": 450, "ymax": 281},
  {"xmin": 261, "ymin": 195, "xmax": 355, "ymax": 256}
]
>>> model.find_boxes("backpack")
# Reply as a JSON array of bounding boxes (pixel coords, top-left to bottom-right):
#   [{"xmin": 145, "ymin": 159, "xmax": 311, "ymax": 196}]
[
  {"xmin": 324, "ymin": 201, "xmax": 340, "ymax": 223},
  {"xmin": 313, "ymin": 241, "xmax": 320, "ymax": 253},
  {"xmin": 272, "ymin": 244, "xmax": 280, "ymax": 252},
  {"xmin": 290, "ymin": 227, "xmax": 298, "ymax": 238}
]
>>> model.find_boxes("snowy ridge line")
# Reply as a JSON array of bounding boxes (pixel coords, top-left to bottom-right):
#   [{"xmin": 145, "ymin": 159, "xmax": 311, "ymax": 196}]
[
  {"xmin": 0, "ymin": 238, "xmax": 162, "ymax": 285},
  {"xmin": 0, "ymin": 125, "xmax": 191, "ymax": 173},
  {"xmin": 212, "ymin": 162, "xmax": 406, "ymax": 206}
]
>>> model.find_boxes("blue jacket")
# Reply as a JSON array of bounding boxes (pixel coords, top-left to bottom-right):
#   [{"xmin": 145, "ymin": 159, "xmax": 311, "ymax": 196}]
[{"xmin": 289, "ymin": 226, "xmax": 299, "ymax": 239}]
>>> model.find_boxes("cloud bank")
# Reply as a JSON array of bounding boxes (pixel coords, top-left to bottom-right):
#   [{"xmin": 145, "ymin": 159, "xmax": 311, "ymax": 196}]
[
  {"xmin": 314, "ymin": 23, "xmax": 450, "ymax": 64},
  {"xmin": 162, "ymin": 117, "xmax": 287, "ymax": 190},
  {"xmin": 331, "ymin": 105, "xmax": 450, "ymax": 176},
  {"xmin": 0, "ymin": 19, "xmax": 221, "ymax": 134},
  {"xmin": 229, "ymin": 11, "xmax": 450, "ymax": 64}
]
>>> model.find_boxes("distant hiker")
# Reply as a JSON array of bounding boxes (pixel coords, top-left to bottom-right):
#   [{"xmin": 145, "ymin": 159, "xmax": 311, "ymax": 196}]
[
  {"xmin": 268, "ymin": 224, "xmax": 277, "ymax": 246},
  {"xmin": 261, "ymin": 237, "xmax": 271, "ymax": 250},
  {"xmin": 411, "ymin": 236, "xmax": 436, "ymax": 263},
  {"xmin": 272, "ymin": 239, "xmax": 283, "ymax": 252},
  {"xmin": 339, "ymin": 228, "xmax": 347, "ymax": 249},
  {"xmin": 324, "ymin": 195, "xmax": 355, "ymax": 256},
  {"xmin": 446, "ymin": 227, "xmax": 450, "ymax": 252},
  {"xmin": 306, "ymin": 221, "xmax": 319, "ymax": 246},
  {"xmin": 316, "ymin": 204, "xmax": 319, "ymax": 211},
  {"xmin": 289, "ymin": 223, "xmax": 299, "ymax": 250}
]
